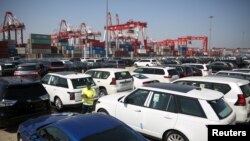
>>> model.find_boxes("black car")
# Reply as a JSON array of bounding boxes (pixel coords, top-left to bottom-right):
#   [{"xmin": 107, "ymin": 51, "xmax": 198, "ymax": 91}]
[
  {"xmin": 209, "ymin": 61, "xmax": 232, "ymax": 73},
  {"xmin": 40, "ymin": 60, "xmax": 65, "ymax": 73},
  {"xmin": 14, "ymin": 63, "xmax": 47, "ymax": 80},
  {"xmin": 0, "ymin": 77, "xmax": 51, "ymax": 127}
]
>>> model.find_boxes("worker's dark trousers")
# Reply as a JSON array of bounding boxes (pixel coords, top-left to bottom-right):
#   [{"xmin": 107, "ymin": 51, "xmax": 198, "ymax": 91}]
[{"xmin": 82, "ymin": 104, "xmax": 93, "ymax": 114}]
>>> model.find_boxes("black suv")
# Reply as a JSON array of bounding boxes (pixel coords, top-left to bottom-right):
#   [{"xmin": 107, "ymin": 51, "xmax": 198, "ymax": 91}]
[{"xmin": 0, "ymin": 77, "xmax": 51, "ymax": 127}]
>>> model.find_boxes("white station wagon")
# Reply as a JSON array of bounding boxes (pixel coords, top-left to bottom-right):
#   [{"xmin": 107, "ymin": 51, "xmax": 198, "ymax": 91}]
[{"xmin": 95, "ymin": 83, "xmax": 236, "ymax": 141}]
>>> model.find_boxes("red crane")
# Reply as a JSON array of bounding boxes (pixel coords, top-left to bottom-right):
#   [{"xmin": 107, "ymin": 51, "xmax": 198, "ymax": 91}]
[
  {"xmin": 105, "ymin": 13, "xmax": 148, "ymax": 56},
  {"xmin": 0, "ymin": 11, "xmax": 25, "ymax": 44}
]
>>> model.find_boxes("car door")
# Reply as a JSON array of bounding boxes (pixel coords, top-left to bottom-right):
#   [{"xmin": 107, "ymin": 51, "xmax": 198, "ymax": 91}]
[
  {"xmin": 41, "ymin": 74, "xmax": 54, "ymax": 102},
  {"xmin": 142, "ymin": 92, "xmax": 178, "ymax": 138},
  {"xmin": 115, "ymin": 89, "xmax": 151, "ymax": 132}
]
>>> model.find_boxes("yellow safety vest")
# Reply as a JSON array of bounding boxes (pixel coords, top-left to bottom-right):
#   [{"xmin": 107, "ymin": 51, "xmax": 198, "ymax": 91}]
[{"xmin": 82, "ymin": 87, "xmax": 95, "ymax": 106}]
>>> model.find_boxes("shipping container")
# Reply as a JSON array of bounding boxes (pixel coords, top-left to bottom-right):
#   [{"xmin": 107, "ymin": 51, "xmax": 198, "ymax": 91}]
[{"xmin": 31, "ymin": 39, "xmax": 51, "ymax": 44}]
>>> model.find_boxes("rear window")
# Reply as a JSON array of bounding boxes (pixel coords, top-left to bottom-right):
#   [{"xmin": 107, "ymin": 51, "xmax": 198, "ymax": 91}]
[
  {"xmin": 17, "ymin": 65, "xmax": 36, "ymax": 71},
  {"xmin": 240, "ymin": 84, "xmax": 250, "ymax": 98},
  {"xmin": 2, "ymin": 64, "xmax": 16, "ymax": 69},
  {"xmin": 168, "ymin": 69, "xmax": 178, "ymax": 75},
  {"xmin": 71, "ymin": 77, "xmax": 96, "ymax": 89},
  {"xmin": 115, "ymin": 71, "xmax": 132, "ymax": 80},
  {"xmin": 192, "ymin": 65, "xmax": 204, "ymax": 69},
  {"xmin": 51, "ymin": 62, "xmax": 64, "ymax": 67},
  {"xmin": 6, "ymin": 83, "xmax": 47, "ymax": 100},
  {"xmin": 208, "ymin": 98, "xmax": 232, "ymax": 119}
]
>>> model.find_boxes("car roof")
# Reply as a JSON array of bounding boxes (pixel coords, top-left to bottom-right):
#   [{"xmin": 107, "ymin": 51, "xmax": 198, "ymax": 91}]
[
  {"xmin": 136, "ymin": 66, "xmax": 176, "ymax": 70},
  {"xmin": 87, "ymin": 68, "xmax": 129, "ymax": 72},
  {"xmin": 144, "ymin": 83, "xmax": 223, "ymax": 100},
  {"xmin": 0, "ymin": 77, "xmax": 37, "ymax": 85},
  {"xmin": 217, "ymin": 70, "xmax": 250, "ymax": 75},
  {"xmin": 18, "ymin": 63, "xmax": 39, "ymax": 66},
  {"xmin": 51, "ymin": 113, "xmax": 123, "ymax": 140},
  {"xmin": 175, "ymin": 76, "xmax": 249, "ymax": 85},
  {"xmin": 48, "ymin": 71, "xmax": 91, "ymax": 79}
]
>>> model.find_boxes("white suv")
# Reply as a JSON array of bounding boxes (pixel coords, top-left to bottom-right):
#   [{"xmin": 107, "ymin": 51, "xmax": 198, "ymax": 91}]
[
  {"xmin": 95, "ymin": 83, "xmax": 236, "ymax": 141},
  {"xmin": 85, "ymin": 68, "xmax": 134, "ymax": 96},
  {"xmin": 41, "ymin": 71, "xmax": 99, "ymax": 111},
  {"xmin": 133, "ymin": 66, "xmax": 179, "ymax": 83},
  {"xmin": 133, "ymin": 59, "xmax": 158, "ymax": 67},
  {"xmin": 173, "ymin": 76, "xmax": 250, "ymax": 123}
]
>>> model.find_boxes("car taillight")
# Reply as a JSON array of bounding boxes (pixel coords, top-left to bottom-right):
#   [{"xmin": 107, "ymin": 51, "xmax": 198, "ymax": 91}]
[
  {"xmin": 110, "ymin": 78, "xmax": 116, "ymax": 85},
  {"xmin": 0, "ymin": 99, "xmax": 17, "ymax": 107},
  {"xmin": 234, "ymin": 94, "xmax": 246, "ymax": 106},
  {"xmin": 67, "ymin": 92, "xmax": 75, "ymax": 100},
  {"xmin": 164, "ymin": 75, "xmax": 172, "ymax": 78},
  {"xmin": 14, "ymin": 71, "xmax": 19, "ymax": 76},
  {"xmin": 143, "ymin": 81, "xmax": 147, "ymax": 86}
]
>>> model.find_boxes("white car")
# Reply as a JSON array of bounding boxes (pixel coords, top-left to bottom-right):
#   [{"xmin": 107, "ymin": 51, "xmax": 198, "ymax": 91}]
[
  {"xmin": 85, "ymin": 68, "xmax": 134, "ymax": 96},
  {"xmin": 133, "ymin": 66, "xmax": 179, "ymax": 83},
  {"xmin": 133, "ymin": 59, "xmax": 158, "ymax": 67},
  {"xmin": 95, "ymin": 83, "xmax": 236, "ymax": 141},
  {"xmin": 131, "ymin": 73, "xmax": 159, "ymax": 89},
  {"xmin": 173, "ymin": 76, "xmax": 250, "ymax": 123},
  {"xmin": 41, "ymin": 71, "xmax": 99, "ymax": 111}
]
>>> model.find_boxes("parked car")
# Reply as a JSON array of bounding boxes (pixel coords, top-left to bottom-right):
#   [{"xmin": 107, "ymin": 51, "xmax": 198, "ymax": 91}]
[
  {"xmin": 107, "ymin": 60, "xmax": 126, "ymax": 68},
  {"xmin": 133, "ymin": 59, "xmax": 158, "ymax": 67},
  {"xmin": 85, "ymin": 68, "xmax": 134, "ymax": 96},
  {"xmin": 41, "ymin": 71, "xmax": 99, "ymax": 111},
  {"xmin": 40, "ymin": 60, "xmax": 65, "ymax": 73},
  {"xmin": 0, "ymin": 77, "xmax": 51, "ymax": 127},
  {"xmin": 17, "ymin": 113, "xmax": 147, "ymax": 141},
  {"xmin": 133, "ymin": 66, "xmax": 179, "ymax": 83},
  {"xmin": 215, "ymin": 70, "xmax": 250, "ymax": 81},
  {"xmin": 209, "ymin": 61, "xmax": 232, "ymax": 73},
  {"xmin": 131, "ymin": 73, "xmax": 159, "ymax": 89},
  {"xmin": 172, "ymin": 76, "xmax": 250, "ymax": 123},
  {"xmin": 14, "ymin": 63, "xmax": 47, "ymax": 81},
  {"xmin": 182, "ymin": 63, "xmax": 212, "ymax": 76},
  {"xmin": 95, "ymin": 83, "xmax": 236, "ymax": 141}
]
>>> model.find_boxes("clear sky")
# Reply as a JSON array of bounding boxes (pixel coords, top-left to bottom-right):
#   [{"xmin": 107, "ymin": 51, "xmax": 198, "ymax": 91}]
[{"xmin": 0, "ymin": 0, "xmax": 250, "ymax": 48}]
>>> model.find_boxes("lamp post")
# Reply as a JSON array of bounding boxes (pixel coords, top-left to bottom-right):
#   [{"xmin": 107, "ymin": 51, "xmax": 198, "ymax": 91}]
[
  {"xmin": 208, "ymin": 16, "xmax": 213, "ymax": 56},
  {"xmin": 105, "ymin": 0, "xmax": 109, "ymax": 58}
]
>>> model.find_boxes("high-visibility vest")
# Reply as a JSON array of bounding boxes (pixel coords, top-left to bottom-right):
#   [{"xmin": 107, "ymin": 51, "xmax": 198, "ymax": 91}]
[{"xmin": 82, "ymin": 87, "xmax": 95, "ymax": 106}]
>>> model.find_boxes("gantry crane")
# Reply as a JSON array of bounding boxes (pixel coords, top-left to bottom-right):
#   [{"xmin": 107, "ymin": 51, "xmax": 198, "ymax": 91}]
[
  {"xmin": 0, "ymin": 11, "xmax": 25, "ymax": 45},
  {"xmin": 105, "ymin": 13, "xmax": 148, "ymax": 56}
]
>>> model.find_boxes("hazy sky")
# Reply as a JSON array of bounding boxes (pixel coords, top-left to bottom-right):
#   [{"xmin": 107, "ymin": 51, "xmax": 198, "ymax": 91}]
[{"xmin": 0, "ymin": 0, "xmax": 250, "ymax": 48}]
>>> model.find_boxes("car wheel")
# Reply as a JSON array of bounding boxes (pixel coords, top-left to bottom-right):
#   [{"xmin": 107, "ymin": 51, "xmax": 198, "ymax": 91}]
[
  {"xmin": 98, "ymin": 109, "xmax": 109, "ymax": 115},
  {"xmin": 55, "ymin": 97, "xmax": 63, "ymax": 111},
  {"xmin": 164, "ymin": 131, "xmax": 189, "ymax": 141},
  {"xmin": 99, "ymin": 88, "xmax": 108, "ymax": 97}
]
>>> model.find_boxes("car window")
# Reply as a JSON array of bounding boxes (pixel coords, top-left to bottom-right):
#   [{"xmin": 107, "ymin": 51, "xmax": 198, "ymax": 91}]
[
  {"xmin": 144, "ymin": 68, "xmax": 154, "ymax": 74},
  {"xmin": 216, "ymin": 72, "xmax": 228, "ymax": 76},
  {"xmin": 125, "ymin": 89, "xmax": 150, "ymax": 106},
  {"xmin": 17, "ymin": 65, "xmax": 36, "ymax": 71},
  {"xmin": 240, "ymin": 84, "xmax": 250, "ymax": 98},
  {"xmin": 71, "ymin": 77, "xmax": 96, "ymax": 89},
  {"xmin": 177, "ymin": 96, "xmax": 206, "ymax": 118},
  {"xmin": 115, "ymin": 71, "xmax": 132, "ymax": 80},
  {"xmin": 100, "ymin": 71, "xmax": 110, "ymax": 79},
  {"xmin": 168, "ymin": 69, "xmax": 178, "ymax": 75},
  {"xmin": 213, "ymin": 83, "xmax": 231, "ymax": 94},
  {"xmin": 155, "ymin": 69, "xmax": 165, "ymax": 75},
  {"xmin": 133, "ymin": 68, "xmax": 143, "ymax": 73},
  {"xmin": 85, "ymin": 71, "xmax": 94, "ymax": 76},
  {"xmin": 149, "ymin": 92, "xmax": 175, "ymax": 112},
  {"xmin": 38, "ymin": 127, "xmax": 70, "ymax": 141},
  {"xmin": 42, "ymin": 74, "xmax": 51, "ymax": 84},
  {"xmin": 208, "ymin": 98, "xmax": 232, "ymax": 119},
  {"xmin": 93, "ymin": 71, "xmax": 102, "ymax": 79},
  {"xmin": 57, "ymin": 77, "xmax": 68, "ymax": 88}
]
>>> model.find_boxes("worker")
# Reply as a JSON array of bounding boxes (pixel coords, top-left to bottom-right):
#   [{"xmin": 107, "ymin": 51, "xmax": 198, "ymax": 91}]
[{"xmin": 82, "ymin": 82, "xmax": 95, "ymax": 114}]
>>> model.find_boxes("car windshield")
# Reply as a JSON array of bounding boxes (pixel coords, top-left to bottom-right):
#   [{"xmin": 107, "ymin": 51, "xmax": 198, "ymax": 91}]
[
  {"xmin": 17, "ymin": 65, "xmax": 36, "ymax": 71},
  {"xmin": 208, "ymin": 98, "xmax": 232, "ymax": 119},
  {"xmin": 81, "ymin": 125, "xmax": 143, "ymax": 141},
  {"xmin": 71, "ymin": 77, "xmax": 96, "ymax": 89}
]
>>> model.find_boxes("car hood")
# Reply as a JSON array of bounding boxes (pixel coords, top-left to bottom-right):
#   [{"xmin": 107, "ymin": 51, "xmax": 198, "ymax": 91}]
[{"xmin": 18, "ymin": 113, "xmax": 79, "ymax": 136}]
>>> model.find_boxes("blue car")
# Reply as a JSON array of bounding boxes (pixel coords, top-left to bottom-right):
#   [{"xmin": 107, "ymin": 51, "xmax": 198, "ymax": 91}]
[{"xmin": 17, "ymin": 113, "xmax": 147, "ymax": 141}]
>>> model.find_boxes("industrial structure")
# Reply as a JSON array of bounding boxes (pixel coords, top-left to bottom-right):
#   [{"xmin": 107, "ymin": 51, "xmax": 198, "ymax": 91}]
[{"xmin": 0, "ymin": 11, "xmax": 249, "ymax": 58}]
